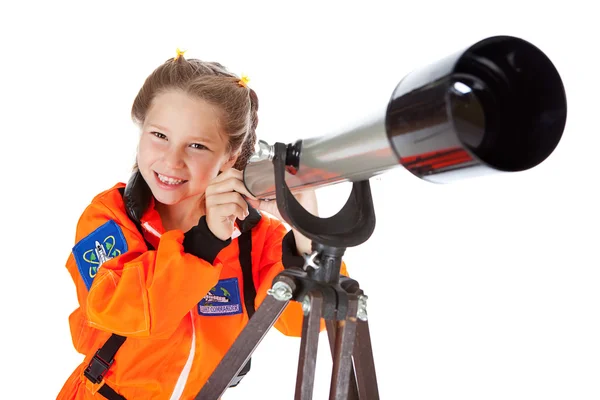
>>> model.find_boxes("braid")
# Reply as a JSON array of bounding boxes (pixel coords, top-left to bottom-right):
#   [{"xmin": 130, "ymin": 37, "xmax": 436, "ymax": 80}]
[
  {"xmin": 234, "ymin": 88, "xmax": 259, "ymax": 170},
  {"xmin": 184, "ymin": 59, "xmax": 258, "ymax": 170}
]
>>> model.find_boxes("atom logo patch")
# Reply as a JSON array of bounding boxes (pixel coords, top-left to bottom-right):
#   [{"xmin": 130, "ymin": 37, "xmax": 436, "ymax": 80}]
[
  {"xmin": 72, "ymin": 220, "xmax": 128, "ymax": 290},
  {"xmin": 198, "ymin": 278, "xmax": 242, "ymax": 316}
]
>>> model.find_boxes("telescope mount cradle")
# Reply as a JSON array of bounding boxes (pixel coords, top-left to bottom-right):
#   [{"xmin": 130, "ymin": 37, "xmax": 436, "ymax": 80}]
[{"xmin": 197, "ymin": 142, "xmax": 380, "ymax": 400}]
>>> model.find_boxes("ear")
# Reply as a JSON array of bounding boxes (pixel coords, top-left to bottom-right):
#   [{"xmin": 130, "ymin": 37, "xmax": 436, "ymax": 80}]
[{"xmin": 219, "ymin": 150, "xmax": 240, "ymax": 172}]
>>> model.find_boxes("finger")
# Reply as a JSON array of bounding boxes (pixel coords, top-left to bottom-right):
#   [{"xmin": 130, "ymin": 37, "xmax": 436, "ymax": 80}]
[
  {"xmin": 206, "ymin": 176, "xmax": 257, "ymax": 199},
  {"xmin": 208, "ymin": 202, "xmax": 247, "ymax": 221},
  {"xmin": 207, "ymin": 173, "xmax": 249, "ymax": 194},
  {"xmin": 205, "ymin": 192, "xmax": 250, "ymax": 214},
  {"xmin": 209, "ymin": 168, "xmax": 243, "ymax": 184}
]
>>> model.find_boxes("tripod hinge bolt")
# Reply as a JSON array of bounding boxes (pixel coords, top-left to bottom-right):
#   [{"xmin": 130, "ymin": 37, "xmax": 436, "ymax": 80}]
[
  {"xmin": 357, "ymin": 295, "xmax": 368, "ymax": 321},
  {"xmin": 267, "ymin": 281, "xmax": 293, "ymax": 301},
  {"xmin": 302, "ymin": 296, "xmax": 311, "ymax": 315}
]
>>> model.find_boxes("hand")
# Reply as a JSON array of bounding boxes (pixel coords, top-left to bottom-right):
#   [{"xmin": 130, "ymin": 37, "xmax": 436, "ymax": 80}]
[
  {"xmin": 205, "ymin": 169, "xmax": 257, "ymax": 241},
  {"xmin": 247, "ymin": 190, "xmax": 318, "ymax": 255}
]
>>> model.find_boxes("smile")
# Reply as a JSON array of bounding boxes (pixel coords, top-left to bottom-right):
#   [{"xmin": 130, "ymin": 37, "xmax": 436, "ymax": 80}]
[{"xmin": 155, "ymin": 172, "xmax": 188, "ymax": 186}]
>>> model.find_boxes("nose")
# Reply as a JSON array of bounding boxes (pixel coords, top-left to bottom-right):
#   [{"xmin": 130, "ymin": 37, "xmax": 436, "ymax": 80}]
[{"xmin": 164, "ymin": 146, "xmax": 185, "ymax": 169}]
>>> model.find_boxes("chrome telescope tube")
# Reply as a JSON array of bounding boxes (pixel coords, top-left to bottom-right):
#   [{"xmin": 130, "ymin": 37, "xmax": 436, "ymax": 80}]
[{"xmin": 243, "ymin": 35, "xmax": 567, "ymax": 199}]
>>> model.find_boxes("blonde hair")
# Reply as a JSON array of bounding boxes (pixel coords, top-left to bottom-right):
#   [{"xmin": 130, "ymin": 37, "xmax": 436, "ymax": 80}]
[{"xmin": 131, "ymin": 55, "xmax": 258, "ymax": 170}]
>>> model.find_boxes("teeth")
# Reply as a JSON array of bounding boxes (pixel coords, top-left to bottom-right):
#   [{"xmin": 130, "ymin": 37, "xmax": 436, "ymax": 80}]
[{"xmin": 158, "ymin": 173, "xmax": 185, "ymax": 185}]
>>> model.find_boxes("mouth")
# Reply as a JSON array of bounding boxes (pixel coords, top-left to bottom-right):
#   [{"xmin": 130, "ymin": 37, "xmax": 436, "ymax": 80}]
[{"xmin": 154, "ymin": 171, "xmax": 189, "ymax": 187}]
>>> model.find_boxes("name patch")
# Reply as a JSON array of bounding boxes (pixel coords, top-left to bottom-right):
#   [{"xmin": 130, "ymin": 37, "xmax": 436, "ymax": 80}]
[
  {"xmin": 198, "ymin": 278, "xmax": 242, "ymax": 316},
  {"xmin": 72, "ymin": 220, "xmax": 128, "ymax": 290}
]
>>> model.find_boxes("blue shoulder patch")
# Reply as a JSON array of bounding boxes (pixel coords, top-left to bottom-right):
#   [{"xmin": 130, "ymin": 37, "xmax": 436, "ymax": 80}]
[
  {"xmin": 198, "ymin": 278, "xmax": 243, "ymax": 316},
  {"xmin": 72, "ymin": 220, "xmax": 128, "ymax": 290}
]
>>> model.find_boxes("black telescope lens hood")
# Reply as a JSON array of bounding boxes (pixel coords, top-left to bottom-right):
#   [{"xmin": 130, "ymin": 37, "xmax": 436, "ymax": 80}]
[
  {"xmin": 387, "ymin": 35, "xmax": 567, "ymax": 179},
  {"xmin": 454, "ymin": 36, "xmax": 568, "ymax": 171}
]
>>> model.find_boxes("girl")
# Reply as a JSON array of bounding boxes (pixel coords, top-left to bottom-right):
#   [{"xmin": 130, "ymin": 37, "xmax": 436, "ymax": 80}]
[{"xmin": 58, "ymin": 49, "xmax": 343, "ymax": 399}]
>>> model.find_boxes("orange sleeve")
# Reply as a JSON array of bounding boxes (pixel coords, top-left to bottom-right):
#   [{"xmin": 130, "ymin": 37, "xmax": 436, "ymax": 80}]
[
  {"xmin": 252, "ymin": 219, "xmax": 349, "ymax": 338},
  {"xmin": 67, "ymin": 197, "xmax": 223, "ymax": 339}
]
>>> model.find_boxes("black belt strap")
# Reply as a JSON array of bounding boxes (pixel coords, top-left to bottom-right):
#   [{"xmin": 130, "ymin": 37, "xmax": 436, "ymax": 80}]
[
  {"xmin": 118, "ymin": 187, "xmax": 154, "ymax": 250},
  {"xmin": 229, "ymin": 229, "xmax": 255, "ymax": 387},
  {"xmin": 83, "ymin": 334, "xmax": 127, "ymax": 399},
  {"xmin": 97, "ymin": 383, "xmax": 127, "ymax": 400},
  {"xmin": 238, "ymin": 230, "xmax": 256, "ymax": 318}
]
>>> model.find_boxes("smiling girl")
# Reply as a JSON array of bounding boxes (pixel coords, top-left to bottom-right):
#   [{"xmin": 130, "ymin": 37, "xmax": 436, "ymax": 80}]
[{"xmin": 57, "ymin": 50, "xmax": 336, "ymax": 400}]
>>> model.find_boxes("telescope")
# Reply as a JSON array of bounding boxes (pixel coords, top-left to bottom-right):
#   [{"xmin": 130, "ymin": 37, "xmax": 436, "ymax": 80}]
[
  {"xmin": 199, "ymin": 35, "xmax": 567, "ymax": 400},
  {"xmin": 243, "ymin": 35, "xmax": 567, "ymax": 199}
]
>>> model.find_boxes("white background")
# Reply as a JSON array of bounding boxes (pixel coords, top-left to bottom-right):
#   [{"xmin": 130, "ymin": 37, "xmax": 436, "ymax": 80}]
[{"xmin": 1, "ymin": 1, "xmax": 598, "ymax": 399}]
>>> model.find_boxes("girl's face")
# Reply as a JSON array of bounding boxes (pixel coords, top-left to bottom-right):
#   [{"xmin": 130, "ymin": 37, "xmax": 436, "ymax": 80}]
[{"xmin": 137, "ymin": 90, "xmax": 236, "ymax": 206}]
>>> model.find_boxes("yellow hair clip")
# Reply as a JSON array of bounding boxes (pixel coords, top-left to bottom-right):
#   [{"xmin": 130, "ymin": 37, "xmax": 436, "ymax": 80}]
[
  {"xmin": 174, "ymin": 48, "xmax": 187, "ymax": 61},
  {"xmin": 238, "ymin": 74, "xmax": 250, "ymax": 88}
]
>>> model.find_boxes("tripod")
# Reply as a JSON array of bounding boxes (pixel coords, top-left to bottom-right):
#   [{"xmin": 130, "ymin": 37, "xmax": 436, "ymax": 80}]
[{"xmin": 196, "ymin": 143, "xmax": 380, "ymax": 400}]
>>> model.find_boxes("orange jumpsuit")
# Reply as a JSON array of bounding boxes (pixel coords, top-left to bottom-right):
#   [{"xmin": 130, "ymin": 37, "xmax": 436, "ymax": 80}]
[{"xmin": 57, "ymin": 182, "xmax": 347, "ymax": 399}]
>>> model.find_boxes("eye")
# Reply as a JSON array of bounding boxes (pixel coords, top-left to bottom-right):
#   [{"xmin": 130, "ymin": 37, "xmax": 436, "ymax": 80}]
[
  {"xmin": 151, "ymin": 131, "xmax": 167, "ymax": 139},
  {"xmin": 190, "ymin": 143, "xmax": 210, "ymax": 151}
]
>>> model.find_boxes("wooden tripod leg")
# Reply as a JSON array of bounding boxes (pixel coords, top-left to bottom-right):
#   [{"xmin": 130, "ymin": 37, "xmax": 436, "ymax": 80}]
[
  {"xmin": 195, "ymin": 294, "xmax": 289, "ymax": 400},
  {"xmin": 353, "ymin": 320, "xmax": 380, "ymax": 399},
  {"xmin": 326, "ymin": 320, "xmax": 359, "ymax": 400},
  {"xmin": 295, "ymin": 291, "xmax": 324, "ymax": 400},
  {"xmin": 328, "ymin": 297, "xmax": 359, "ymax": 400}
]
